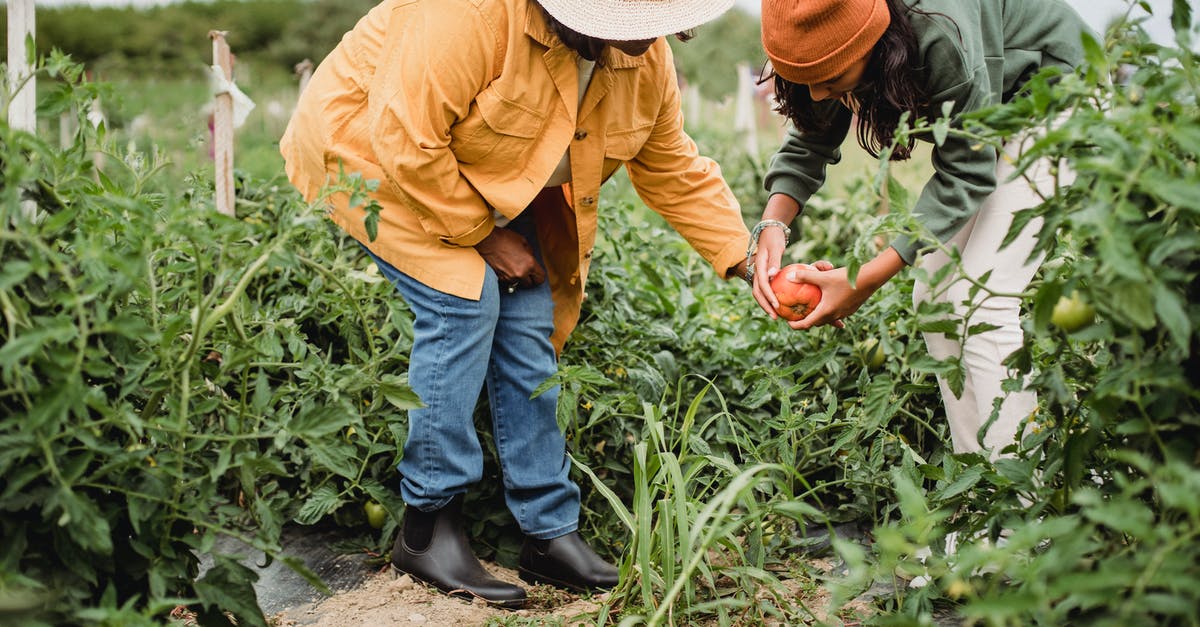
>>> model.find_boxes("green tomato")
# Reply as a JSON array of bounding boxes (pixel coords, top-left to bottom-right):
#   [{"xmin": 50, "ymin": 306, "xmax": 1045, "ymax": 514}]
[
  {"xmin": 1051, "ymin": 293, "xmax": 1096, "ymax": 332},
  {"xmin": 856, "ymin": 337, "xmax": 886, "ymax": 370},
  {"xmin": 363, "ymin": 501, "xmax": 387, "ymax": 529}
]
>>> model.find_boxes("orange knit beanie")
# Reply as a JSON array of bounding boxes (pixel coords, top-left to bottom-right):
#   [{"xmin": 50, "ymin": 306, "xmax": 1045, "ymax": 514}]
[{"xmin": 761, "ymin": 0, "xmax": 891, "ymax": 85}]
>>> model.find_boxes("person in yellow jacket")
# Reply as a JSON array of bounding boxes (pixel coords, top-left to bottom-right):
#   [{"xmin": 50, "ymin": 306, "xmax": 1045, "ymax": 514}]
[{"xmin": 280, "ymin": 0, "xmax": 751, "ymax": 608}]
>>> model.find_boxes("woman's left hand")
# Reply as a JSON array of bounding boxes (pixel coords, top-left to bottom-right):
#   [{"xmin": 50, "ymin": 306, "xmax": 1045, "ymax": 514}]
[
  {"xmin": 781, "ymin": 248, "xmax": 906, "ymax": 330},
  {"xmin": 781, "ymin": 264, "xmax": 875, "ymax": 330}
]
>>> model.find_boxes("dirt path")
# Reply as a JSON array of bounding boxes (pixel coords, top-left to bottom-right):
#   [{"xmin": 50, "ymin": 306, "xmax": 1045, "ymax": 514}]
[
  {"xmin": 270, "ymin": 556, "xmax": 877, "ymax": 626},
  {"xmin": 275, "ymin": 562, "xmax": 604, "ymax": 626}
]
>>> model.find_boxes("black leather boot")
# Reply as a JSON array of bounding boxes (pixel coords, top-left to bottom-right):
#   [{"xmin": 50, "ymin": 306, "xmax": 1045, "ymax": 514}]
[
  {"xmin": 518, "ymin": 531, "xmax": 620, "ymax": 592},
  {"xmin": 391, "ymin": 496, "xmax": 526, "ymax": 608}
]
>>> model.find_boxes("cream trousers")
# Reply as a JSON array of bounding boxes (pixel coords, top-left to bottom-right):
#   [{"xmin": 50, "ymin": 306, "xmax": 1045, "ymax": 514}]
[{"xmin": 912, "ymin": 131, "xmax": 1071, "ymax": 456}]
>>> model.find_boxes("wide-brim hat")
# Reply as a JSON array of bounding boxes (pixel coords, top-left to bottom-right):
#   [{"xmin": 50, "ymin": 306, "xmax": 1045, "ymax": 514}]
[{"xmin": 535, "ymin": 0, "xmax": 736, "ymax": 41}]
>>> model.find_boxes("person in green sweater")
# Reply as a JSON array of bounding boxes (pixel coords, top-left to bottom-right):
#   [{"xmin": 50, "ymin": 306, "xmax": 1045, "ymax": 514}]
[{"xmin": 749, "ymin": 0, "xmax": 1090, "ymax": 456}]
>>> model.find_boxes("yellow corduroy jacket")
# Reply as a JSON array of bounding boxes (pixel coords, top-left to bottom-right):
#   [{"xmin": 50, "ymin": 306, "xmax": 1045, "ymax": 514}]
[{"xmin": 280, "ymin": 0, "xmax": 750, "ymax": 352}]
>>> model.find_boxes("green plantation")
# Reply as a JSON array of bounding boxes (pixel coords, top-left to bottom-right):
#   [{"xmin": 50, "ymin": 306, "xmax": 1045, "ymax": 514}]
[{"xmin": 2, "ymin": 5, "xmax": 1199, "ymax": 627}]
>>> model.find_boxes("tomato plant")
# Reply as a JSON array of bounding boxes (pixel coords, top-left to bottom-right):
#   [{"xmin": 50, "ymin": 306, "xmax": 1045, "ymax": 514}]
[{"xmin": 4, "ymin": 5, "xmax": 1198, "ymax": 624}]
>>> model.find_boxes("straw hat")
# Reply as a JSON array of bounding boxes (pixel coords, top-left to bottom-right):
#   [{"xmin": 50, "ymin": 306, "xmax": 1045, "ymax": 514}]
[{"xmin": 535, "ymin": 0, "xmax": 735, "ymax": 41}]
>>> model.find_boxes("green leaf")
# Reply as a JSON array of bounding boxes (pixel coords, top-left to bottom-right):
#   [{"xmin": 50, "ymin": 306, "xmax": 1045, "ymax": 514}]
[
  {"xmin": 1141, "ymin": 168, "xmax": 1200, "ymax": 210},
  {"xmin": 0, "ymin": 319, "xmax": 77, "ymax": 367},
  {"xmin": 932, "ymin": 117, "xmax": 950, "ymax": 146},
  {"xmin": 935, "ymin": 465, "xmax": 984, "ymax": 500},
  {"xmin": 1105, "ymin": 279, "xmax": 1157, "ymax": 329},
  {"xmin": 771, "ymin": 500, "xmax": 822, "ymax": 522},
  {"xmin": 862, "ymin": 377, "xmax": 896, "ymax": 430},
  {"xmin": 252, "ymin": 370, "xmax": 271, "ymax": 413},
  {"xmin": 0, "ymin": 261, "xmax": 33, "ymax": 291},
  {"xmin": 1074, "ymin": 490, "xmax": 1154, "ymax": 537},
  {"xmin": 918, "ymin": 464, "xmax": 945, "ymax": 480},
  {"xmin": 1080, "ymin": 31, "xmax": 1107, "ymax": 73},
  {"xmin": 295, "ymin": 485, "xmax": 342, "ymax": 525},
  {"xmin": 380, "ymin": 375, "xmax": 423, "ymax": 409},
  {"xmin": 886, "ymin": 174, "xmax": 912, "ymax": 213},
  {"xmin": 286, "ymin": 404, "xmax": 349, "ymax": 440},
  {"xmin": 193, "ymin": 556, "xmax": 267, "ymax": 627},
  {"xmin": 50, "ymin": 487, "xmax": 114, "ymax": 555},
  {"xmin": 307, "ymin": 441, "xmax": 359, "ymax": 479},
  {"xmin": 1152, "ymin": 283, "xmax": 1191, "ymax": 352},
  {"xmin": 1168, "ymin": 125, "xmax": 1200, "ymax": 157},
  {"xmin": 363, "ymin": 201, "xmax": 382, "ymax": 242},
  {"xmin": 281, "ymin": 556, "xmax": 333, "ymax": 596},
  {"xmin": 1171, "ymin": 0, "xmax": 1193, "ymax": 41}
]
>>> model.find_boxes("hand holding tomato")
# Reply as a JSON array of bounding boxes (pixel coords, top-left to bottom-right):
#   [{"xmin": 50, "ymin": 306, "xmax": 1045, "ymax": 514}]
[
  {"xmin": 752, "ymin": 258, "xmax": 839, "ymax": 323},
  {"xmin": 749, "ymin": 227, "xmax": 790, "ymax": 312},
  {"xmin": 780, "ymin": 264, "xmax": 875, "ymax": 330},
  {"xmin": 769, "ymin": 263, "xmax": 823, "ymax": 320},
  {"xmin": 779, "ymin": 248, "xmax": 906, "ymax": 330}
]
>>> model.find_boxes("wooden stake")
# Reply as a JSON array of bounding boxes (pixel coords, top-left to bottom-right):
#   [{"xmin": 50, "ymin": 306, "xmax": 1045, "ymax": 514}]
[
  {"xmin": 684, "ymin": 83, "xmax": 701, "ymax": 130},
  {"xmin": 209, "ymin": 30, "xmax": 235, "ymax": 217},
  {"xmin": 7, "ymin": 0, "xmax": 36, "ymax": 134},
  {"xmin": 733, "ymin": 63, "xmax": 758, "ymax": 156},
  {"xmin": 294, "ymin": 59, "xmax": 313, "ymax": 99}
]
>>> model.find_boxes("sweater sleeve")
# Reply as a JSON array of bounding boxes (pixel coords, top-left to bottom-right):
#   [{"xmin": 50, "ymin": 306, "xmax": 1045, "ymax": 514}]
[
  {"xmin": 890, "ymin": 69, "xmax": 997, "ymax": 264},
  {"xmin": 763, "ymin": 104, "xmax": 853, "ymax": 212}
]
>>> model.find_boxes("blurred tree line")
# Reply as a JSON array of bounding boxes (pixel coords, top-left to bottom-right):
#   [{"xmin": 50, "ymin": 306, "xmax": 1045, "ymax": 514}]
[{"xmin": 5, "ymin": 0, "xmax": 763, "ymax": 98}]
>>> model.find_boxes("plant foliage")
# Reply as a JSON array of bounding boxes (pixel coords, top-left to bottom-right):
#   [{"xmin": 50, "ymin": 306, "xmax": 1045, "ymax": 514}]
[{"xmin": 2, "ymin": 5, "xmax": 1198, "ymax": 625}]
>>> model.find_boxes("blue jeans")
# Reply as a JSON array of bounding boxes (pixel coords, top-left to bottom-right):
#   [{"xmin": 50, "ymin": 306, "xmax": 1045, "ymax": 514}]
[{"xmin": 363, "ymin": 213, "xmax": 579, "ymax": 539}]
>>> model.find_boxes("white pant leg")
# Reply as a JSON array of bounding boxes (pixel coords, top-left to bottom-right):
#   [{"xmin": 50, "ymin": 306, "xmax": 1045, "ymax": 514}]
[{"xmin": 912, "ymin": 132, "xmax": 1071, "ymax": 456}]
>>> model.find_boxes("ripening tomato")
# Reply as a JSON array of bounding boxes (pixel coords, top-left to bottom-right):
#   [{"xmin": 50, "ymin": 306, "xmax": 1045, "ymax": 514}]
[
  {"xmin": 1051, "ymin": 292, "xmax": 1095, "ymax": 332},
  {"xmin": 770, "ymin": 263, "xmax": 823, "ymax": 321}
]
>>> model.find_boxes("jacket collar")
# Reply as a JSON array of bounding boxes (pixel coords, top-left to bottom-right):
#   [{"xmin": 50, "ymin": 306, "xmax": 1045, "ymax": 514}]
[{"xmin": 523, "ymin": 6, "xmax": 647, "ymax": 70}]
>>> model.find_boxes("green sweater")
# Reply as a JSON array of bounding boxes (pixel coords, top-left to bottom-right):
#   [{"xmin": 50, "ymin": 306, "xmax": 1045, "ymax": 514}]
[{"xmin": 763, "ymin": 0, "xmax": 1091, "ymax": 264}]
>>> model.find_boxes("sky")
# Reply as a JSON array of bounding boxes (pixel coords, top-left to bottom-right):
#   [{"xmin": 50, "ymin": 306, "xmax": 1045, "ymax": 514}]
[
  {"xmin": 22, "ymin": 0, "xmax": 1190, "ymax": 45},
  {"xmin": 733, "ymin": 0, "xmax": 1183, "ymax": 44}
]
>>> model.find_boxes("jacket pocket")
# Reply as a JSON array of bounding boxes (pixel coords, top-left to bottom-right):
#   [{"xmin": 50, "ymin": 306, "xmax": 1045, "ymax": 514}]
[
  {"xmin": 601, "ymin": 124, "xmax": 651, "ymax": 179},
  {"xmin": 451, "ymin": 89, "xmax": 545, "ymax": 164}
]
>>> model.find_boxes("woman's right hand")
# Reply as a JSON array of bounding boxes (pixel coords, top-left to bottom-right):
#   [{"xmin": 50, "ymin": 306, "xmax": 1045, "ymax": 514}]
[
  {"xmin": 749, "ymin": 195, "xmax": 803, "ymax": 319},
  {"xmin": 474, "ymin": 227, "xmax": 546, "ymax": 289},
  {"xmin": 750, "ymin": 226, "xmax": 789, "ymax": 319}
]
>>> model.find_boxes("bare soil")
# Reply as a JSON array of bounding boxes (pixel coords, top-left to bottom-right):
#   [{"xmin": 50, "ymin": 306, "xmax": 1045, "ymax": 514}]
[
  {"xmin": 272, "ymin": 557, "xmax": 872, "ymax": 626},
  {"xmin": 274, "ymin": 562, "xmax": 603, "ymax": 626}
]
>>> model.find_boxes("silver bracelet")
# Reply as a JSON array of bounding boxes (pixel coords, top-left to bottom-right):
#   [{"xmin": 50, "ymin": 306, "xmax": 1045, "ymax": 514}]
[{"xmin": 744, "ymin": 220, "xmax": 791, "ymax": 284}]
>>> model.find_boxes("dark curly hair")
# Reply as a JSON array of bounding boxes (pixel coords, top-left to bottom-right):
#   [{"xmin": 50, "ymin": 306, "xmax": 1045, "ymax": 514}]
[
  {"xmin": 771, "ymin": 0, "xmax": 948, "ymax": 160},
  {"xmin": 536, "ymin": 4, "xmax": 694, "ymax": 67}
]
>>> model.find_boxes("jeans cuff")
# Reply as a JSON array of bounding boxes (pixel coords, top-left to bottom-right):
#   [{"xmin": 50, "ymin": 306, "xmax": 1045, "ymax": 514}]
[
  {"xmin": 524, "ymin": 520, "xmax": 578, "ymax": 540},
  {"xmin": 410, "ymin": 495, "xmax": 457, "ymax": 513}
]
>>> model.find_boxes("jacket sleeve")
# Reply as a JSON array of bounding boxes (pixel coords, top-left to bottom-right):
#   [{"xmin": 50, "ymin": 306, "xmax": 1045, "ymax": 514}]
[
  {"xmin": 623, "ymin": 52, "xmax": 749, "ymax": 277},
  {"xmin": 890, "ymin": 69, "xmax": 997, "ymax": 264},
  {"xmin": 763, "ymin": 103, "xmax": 852, "ymax": 211},
  {"xmin": 366, "ymin": 0, "xmax": 500, "ymax": 247}
]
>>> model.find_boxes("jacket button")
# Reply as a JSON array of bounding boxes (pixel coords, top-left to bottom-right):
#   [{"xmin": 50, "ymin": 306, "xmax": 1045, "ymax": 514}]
[
  {"xmin": 583, "ymin": 249, "xmax": 593, "ymax": 259},
  {"xmin": 582, "ymin": 196, "xmax": 595, "ymax": 205},
  {"xmin": 569, "ymin": 275, "xmax": 578, "ymax": 285},
  {"xmin": 574, "ymin": 130, "xmax": 588, "ymax": 140}
]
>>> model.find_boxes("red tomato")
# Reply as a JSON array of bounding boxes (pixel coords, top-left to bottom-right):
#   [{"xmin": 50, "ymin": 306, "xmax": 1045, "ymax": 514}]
[{"xmin": 770, "ymin": 263, "xmax": 823, "ymax": 321}]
